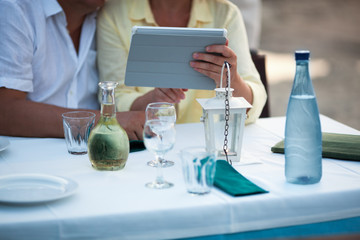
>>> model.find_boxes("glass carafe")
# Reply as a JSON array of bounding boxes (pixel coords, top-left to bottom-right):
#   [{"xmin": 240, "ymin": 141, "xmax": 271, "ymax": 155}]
[{"xmin": 88, "ymin": 82, "xmax": 129, "ymax": 170}]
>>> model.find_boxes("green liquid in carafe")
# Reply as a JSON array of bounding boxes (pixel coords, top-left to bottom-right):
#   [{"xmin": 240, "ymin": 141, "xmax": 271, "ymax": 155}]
[{"xmin": 88, "ymin": 116, "xmax": 129, "ymax": 171}]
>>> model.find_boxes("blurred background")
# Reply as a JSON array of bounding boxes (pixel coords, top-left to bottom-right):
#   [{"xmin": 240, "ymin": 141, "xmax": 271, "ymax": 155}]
[{"xmin": 258, "ymin": 0, "xmax": 360, "ymax": 130}]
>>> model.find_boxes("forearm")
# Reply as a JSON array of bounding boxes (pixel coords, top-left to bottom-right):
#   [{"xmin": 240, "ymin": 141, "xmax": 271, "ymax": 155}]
[
  {"xmin": 0, "ymin": 95, "xmax": 98, "ymax": 138},
  {"xmin": 0, "ymin": 99, "xmax": 64, "ymax": 137},
  {"xmin": 231, "ymin": 72, "xmax": 254, "ymax": 105}
]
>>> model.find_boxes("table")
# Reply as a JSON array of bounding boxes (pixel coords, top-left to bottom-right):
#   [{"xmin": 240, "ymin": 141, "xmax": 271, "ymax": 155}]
[{"xmin": 0, "ymin": 115, "xmax": 359, "ymax": 240}]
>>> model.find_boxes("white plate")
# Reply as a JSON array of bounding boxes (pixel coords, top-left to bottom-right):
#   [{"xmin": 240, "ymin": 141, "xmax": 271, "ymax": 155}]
[
  {"xmin": 0, "ymin": 137, "xmax": 10, "ymax": 152},
  {"xmin": 0, "ymin": 174, "xmax": 78, "ymax": 204}
]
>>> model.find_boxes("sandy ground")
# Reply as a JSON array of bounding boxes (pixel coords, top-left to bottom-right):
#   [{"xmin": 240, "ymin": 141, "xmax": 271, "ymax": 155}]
[{"xmin": 259, "ymin": 0, "xmax": 360, "ymax": 130}]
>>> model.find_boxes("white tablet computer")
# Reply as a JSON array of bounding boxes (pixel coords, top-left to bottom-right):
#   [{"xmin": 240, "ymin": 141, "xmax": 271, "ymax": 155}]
[{"xmin": 125, "ymin": 26, "xmax": 227, "ymax": 90}]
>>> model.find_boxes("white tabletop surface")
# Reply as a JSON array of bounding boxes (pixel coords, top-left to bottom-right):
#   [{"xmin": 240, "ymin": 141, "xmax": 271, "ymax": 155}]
[{"xmin": 0, "ymin": 115, "xmax": 359, "ymax": 240}]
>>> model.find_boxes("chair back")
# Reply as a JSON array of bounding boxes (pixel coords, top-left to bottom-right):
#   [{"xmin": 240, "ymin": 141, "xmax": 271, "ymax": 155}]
[{"xmin": 250, "ymin": 50, "xmax": 270, "ymax": 118}]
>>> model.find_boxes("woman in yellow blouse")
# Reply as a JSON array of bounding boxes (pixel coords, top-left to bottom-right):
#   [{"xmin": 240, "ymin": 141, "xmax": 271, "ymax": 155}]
[{"xmin": 97, "ymin": 0, "xmax": 267, "ymax": 124}]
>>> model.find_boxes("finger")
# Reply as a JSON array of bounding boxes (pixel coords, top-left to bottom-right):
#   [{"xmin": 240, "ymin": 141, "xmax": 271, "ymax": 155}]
[
  {"xmin": 192, "ymin": 52, "xmax": 226, "ymax": 67},
  {"xmin": 170, "ymin": 88, "xmax": 186, "ymax": 101},
  {"xmin": 159, "ymin": 88, "xmax": 177, "ymax": 102},
  {"xmin": 127, "ymin": 124, "xmax": 144, "ymax": 140},
  {"xmin": 193, "ymin": 67, "xmax": 223, "ymax": 86},
  {"xmin": 135, "ymin": 129, "xmax": 143, "ymax": 140},
  {"xmin": 206, "ymin": 44, "xmax": 234, "ymax": 58},
  {"xmin": 126, "ymin": 130, "xmax": 137, "ymax": 140},
  {"xmin": 158, "ymin": 88, "xmax": 184, "ymax": 103},
  {"xmin": 190, "ymin": 60, "xmax": 222, "ymax": 73},
  {"xmin": 154, "ymin": 88, "xmax": 175, "ymax": 102},
  {"xmin": 191, "ymin": 61, "xmax": 230, "ymax": 86}
]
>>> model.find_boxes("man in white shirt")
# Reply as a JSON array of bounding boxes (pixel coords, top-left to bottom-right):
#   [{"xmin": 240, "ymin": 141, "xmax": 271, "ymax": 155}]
[{"xmin": 0, "ymin": 0, "xmax": 144, "ymax": 140}]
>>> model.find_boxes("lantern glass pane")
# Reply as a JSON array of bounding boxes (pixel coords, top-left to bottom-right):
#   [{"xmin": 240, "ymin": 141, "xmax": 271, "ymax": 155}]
[{"xmin": 211, "ymin": 112, "xmax": 241, "ymax": 159}]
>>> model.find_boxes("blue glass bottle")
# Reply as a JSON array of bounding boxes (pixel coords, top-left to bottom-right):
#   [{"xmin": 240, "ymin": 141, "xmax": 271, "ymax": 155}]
[{"xmin": 285, "ymin": 50, "xmax": 322, "ymax": 184}]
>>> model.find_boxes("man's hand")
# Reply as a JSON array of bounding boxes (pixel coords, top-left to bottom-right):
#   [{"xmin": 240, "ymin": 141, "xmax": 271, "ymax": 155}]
[{"xmin": 116, "ymin": 111, "xmax": 145, "ymax": 140}]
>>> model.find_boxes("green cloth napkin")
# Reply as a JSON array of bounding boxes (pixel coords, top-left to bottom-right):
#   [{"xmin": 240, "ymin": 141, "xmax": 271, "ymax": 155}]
[
  {"xmin": 129, "ymin": 140, "xmax": 146, "ymax": 153},
  {"xmin": 271, "ymin": 132, "xmax": 360, "ymax": 161},
  {"xmin": 213, "ymin": 160, "xmax": 268, "ymax": 196}
]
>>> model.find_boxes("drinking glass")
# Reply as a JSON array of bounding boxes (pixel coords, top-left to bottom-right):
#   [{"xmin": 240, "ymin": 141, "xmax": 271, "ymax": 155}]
[
  {"xmin": 62, "ymin": 111, "xmax": 95, "ymax": 155},
  {"xmin": 180, "ymin": 147, "xmax": 216, "ymax": 195},
  {"xmin": 145, "ymin": 102, "xmax": 176, "ymax": 167},
  {"xmin": 143, "ymin": 119, "xmax": 176, "ymax": 189}
]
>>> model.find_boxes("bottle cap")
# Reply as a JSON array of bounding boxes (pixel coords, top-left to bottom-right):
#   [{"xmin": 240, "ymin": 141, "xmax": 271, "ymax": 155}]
[{"xmin": 295, "ymin": 50, "xmax": 310, "ymax": 60}]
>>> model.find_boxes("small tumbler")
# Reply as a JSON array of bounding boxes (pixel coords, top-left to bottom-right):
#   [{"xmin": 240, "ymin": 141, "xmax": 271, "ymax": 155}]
[
  {"xmin": 180, "ymin": 147, "xmax": 216, "ymax": 195},
  {"xmin": 62, "ymin": 111, "xmax": 96, "ymax": 155}
]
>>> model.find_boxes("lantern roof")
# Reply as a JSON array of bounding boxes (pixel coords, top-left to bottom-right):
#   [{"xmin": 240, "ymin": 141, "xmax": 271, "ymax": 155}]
[{"xmin": 197, "ymin": 95, "xmax": 252, "ymax": 110}]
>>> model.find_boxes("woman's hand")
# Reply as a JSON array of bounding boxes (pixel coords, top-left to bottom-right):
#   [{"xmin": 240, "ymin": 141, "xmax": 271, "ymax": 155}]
[
  {"xmin": 130, "ymin": 88, "xmax": 188, "ymax": 112},
  {"xmin": 190, "ymin": 40, "xmax": 253, "ymax": 104},
  {"xmin": 190, "ymin": 40, "xmax": 239, "ymax": 88},
  {"xmin": 151, "ymin": 88, "xmax": 187, "ymax": 103}
]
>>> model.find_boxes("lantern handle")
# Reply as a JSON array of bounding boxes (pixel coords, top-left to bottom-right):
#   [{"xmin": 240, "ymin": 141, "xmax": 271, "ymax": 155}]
[
  {"xmin": 221, "ymin": 61, "xmax": 232, "ymax": 165},
  {"xmin": 220, "ymin": 61, "xmax": 231, "ymax": 89}
]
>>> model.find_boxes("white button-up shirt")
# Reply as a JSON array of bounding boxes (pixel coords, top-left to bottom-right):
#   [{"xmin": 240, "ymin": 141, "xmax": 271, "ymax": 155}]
[{"xmin": 0, "ymin": 0, "xmax": 100, "ymax": 110}]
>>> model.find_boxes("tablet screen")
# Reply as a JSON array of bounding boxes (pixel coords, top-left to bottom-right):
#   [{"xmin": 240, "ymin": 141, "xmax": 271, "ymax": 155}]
[{"xmin": 125, "ymin": 26, "xmax": 227, "ymax": 90}]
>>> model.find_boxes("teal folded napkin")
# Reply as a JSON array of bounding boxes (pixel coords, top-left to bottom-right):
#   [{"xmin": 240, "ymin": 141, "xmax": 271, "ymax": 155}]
[
  {"xmin": 214, "ymin": 160, "xmax": 268, "ymax": 196},
  {"xmin": 271, "ymin": 132, "xmax": 360, "ymax": 161},
  {"xmin": 129, "ymin": 140, "xmax": 146, "ymax": 153}
]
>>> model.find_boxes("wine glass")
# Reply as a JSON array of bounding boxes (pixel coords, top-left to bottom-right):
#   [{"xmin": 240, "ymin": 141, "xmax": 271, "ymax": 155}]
[
  {"xmin": 145, "ymin": 102, "xmax": 176, "ymax": 167},
  {"xmin": 143, "ymin": 119, "xmax": 176, "ymax": 189}
]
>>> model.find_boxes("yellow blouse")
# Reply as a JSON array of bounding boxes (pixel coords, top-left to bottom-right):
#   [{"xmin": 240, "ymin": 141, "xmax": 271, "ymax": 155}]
[{"xmin": 97, "ymin": 0, "xmax": 267, "ymax": 124}]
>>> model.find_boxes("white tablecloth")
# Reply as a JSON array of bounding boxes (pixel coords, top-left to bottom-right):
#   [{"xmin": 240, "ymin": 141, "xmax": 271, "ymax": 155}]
[{"xmin": 0, "ymin": 115, "xmax": 359, "ymax": 239}]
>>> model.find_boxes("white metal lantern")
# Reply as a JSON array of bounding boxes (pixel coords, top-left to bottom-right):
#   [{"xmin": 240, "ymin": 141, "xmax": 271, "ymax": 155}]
[{"xmin": 197, "ymin": 62, "xmax": 252, "ymax": 163}]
